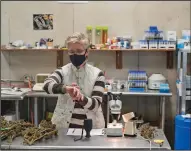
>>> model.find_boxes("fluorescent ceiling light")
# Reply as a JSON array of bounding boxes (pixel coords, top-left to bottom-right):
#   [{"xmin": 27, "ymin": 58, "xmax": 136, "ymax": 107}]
[{"xmin": 57, "ymin": 1, "xmax": 88, "ymax": 4}]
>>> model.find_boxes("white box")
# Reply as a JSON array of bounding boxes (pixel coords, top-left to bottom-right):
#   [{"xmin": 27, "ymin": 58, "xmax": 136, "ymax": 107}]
[
  {"xmin": 149, "ymin": 40, "xmax": 158, "ymax": 49},
  {"xmin": 167, "ymin": 41, "xmax": 176, "ymax": 49},
  {"xmin": 167, "ymin": 31, "xmax": 177, "ymax": 41},
  {"xmin": 159, "ymin": 40, "xmax": 168, "ymax": 49},
  {"xmin": 139, "ymin": 40, "xmax": 148, "ymax": 49}
]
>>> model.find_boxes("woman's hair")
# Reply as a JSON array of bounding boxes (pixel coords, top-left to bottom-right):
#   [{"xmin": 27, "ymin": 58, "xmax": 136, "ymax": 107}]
[{"xmin": 65, "ymin": 32, "xmax": 90, "ymax": 49}]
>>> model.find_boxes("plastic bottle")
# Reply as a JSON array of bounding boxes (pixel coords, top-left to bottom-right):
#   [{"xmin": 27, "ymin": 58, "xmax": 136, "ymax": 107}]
[
  {"xmin": 95, "ymin": 26, "xmax": 102, "ymax": 45},
  {"xmin": 102, "ymin": 26, "xmax": 108, "ymax": 45},
  {"xmin": 86, "ymin": 26, "xmax": 93, "ymax": 44}
]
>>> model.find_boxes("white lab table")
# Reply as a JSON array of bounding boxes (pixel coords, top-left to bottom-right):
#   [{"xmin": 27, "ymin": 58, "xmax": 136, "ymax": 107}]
[
  {"xmin": 1, "ymin": 128, "xmax": 171, "ymax": 150},
  {"xmin": 1, "ymin": 89, "xmax": 172, "ymax": 131}
]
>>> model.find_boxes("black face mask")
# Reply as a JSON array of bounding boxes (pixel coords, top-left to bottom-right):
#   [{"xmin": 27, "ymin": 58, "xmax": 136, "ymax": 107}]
[{"xmin": 69, "ymin": 50, "xmax": 87, "ymax": 67}]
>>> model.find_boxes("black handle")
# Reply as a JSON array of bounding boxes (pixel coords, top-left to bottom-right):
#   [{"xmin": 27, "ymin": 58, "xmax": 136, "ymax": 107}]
[{"xmin": 84, "ymin": 119, "xmax": 92, "ymax": 138}]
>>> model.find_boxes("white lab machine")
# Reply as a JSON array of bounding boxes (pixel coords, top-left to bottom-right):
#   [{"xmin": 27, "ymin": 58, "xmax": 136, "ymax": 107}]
[
  {"xmin": 106, "ymin": 92, "xmax": 123, "ymax": 137},
  {"xmin": 32, "ymin": 73, "xmax": 50, "ymax": 91},
  {"xmin": 148, "ymin": 74, "xmax": 166, "ymax": 90}
]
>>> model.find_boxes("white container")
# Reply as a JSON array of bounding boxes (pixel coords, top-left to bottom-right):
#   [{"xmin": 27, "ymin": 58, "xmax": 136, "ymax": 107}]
[
  {"xmin": 131, "ymin": 42, "xmax": 140, "ymax": 49},
  {"xmin": 167, "ymin": 31, "xmax": 177, "ymax": 41}
]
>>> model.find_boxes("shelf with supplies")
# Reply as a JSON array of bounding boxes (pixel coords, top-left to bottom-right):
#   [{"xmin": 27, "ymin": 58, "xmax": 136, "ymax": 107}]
[
  {"xmin": 1, "ymin": 48, "xmax": 175, "ymax": 69},
  {"xmin": 0, "ymin": 48, "xmax": 175, "ymax": 52},
  {"xmin": 176, "ymin": 48, "xmax": 191, "ymax": 114}
]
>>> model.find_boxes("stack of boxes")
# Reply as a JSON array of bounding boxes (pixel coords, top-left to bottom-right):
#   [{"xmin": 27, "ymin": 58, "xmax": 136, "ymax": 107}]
[{"xmin": 139, "ymin": 26, "xmax": 176, "ymax": 49}]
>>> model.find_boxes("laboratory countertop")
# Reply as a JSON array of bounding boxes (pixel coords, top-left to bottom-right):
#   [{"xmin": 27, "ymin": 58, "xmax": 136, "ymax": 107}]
[
  {"xmin": 1, "ymin": 88, "xmax": 31, "ymax": 100},
  {"xmin": 0, "ymin": 94, "xmax": 25, "ymax": 100},
  {"xmin": 1, "ymin": 129, "xmax": 171, "ymax": 150},
  {"xmin": 1, "ymin": 88, "xmax": 172, "ymax": 100}
]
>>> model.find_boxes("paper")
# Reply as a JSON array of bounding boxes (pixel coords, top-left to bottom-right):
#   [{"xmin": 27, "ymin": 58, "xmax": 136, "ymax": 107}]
[
  {"xmin": 122, "ymin": 112, "xmax": 135, "ymax": 123},
  {"xmin": 1, "ymin": 88, "xmax": 31, "ymax": 95},
  {"xmin": 67, "ymin": 128, "xmax": 104, "ymax": 136}
]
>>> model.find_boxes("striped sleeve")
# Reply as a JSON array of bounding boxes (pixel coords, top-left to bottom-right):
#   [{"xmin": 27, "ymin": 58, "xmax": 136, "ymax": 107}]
[
  {"xmin": 43, "ymin": 68, "xmax": 65, "ymax": 94},
  {"xmin": 79, "ymin": 71, "xmax": 105, "ymax": 112}
]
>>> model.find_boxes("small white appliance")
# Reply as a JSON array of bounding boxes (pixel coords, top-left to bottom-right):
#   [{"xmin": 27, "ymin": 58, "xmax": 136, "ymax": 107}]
[
  {"xmin": 148, "ymin": 74, "xmax": 166, "ymax": 90},
  {"xmin": 106, "ymin": 122, "xmax": 123, "ymax": 137},
  {"xmin": 32, "ymin": 73, "xmax": 50, "ymax": 91}
]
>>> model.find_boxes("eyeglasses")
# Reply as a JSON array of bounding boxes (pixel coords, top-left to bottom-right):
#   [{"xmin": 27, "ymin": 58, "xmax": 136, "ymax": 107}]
[{"xmin": 68, "ymin": 49, "xmax": 86, "ymax": 55}]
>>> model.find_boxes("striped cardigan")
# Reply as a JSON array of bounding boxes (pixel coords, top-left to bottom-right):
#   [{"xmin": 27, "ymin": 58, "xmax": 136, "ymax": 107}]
[{"xmin": 43, "ymin": 63, "xmax": 105, "ymax": 128}]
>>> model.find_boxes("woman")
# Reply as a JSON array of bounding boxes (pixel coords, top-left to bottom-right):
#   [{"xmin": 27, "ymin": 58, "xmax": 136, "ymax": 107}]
[{"xmin": 43, "ymin": 32, "xmax": 105, "ymax": 129}]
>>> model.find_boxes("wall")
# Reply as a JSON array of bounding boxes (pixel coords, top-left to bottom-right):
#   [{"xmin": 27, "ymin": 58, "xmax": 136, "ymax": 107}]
[{"xmin": 1, "ymin": 1, "xmax": 190, "ymax": 147}]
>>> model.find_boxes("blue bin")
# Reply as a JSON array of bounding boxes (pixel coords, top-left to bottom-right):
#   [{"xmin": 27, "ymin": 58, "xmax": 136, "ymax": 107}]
[{"xmin": 174, "ymin": 115, "xmax": 191, "ymax": 150}]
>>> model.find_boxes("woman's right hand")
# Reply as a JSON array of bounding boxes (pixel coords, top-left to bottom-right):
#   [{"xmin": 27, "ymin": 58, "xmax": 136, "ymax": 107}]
[{"xmin": 65, "ymin": 83, "xmax": 82, "ymax": 100}]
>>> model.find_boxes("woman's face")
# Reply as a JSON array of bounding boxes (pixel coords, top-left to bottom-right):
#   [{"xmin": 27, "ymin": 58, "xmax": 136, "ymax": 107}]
[
  {"xmin": 68, "ymin": 42, "xmax": 88, "ymax": 56},
  {"xmin": 68, "ymin": 42, "xmax": 89, "ymax": 67}
]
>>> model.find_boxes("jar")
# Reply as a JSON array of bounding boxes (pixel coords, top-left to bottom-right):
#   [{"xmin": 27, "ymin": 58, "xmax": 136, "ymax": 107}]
[
  {"xmin": 102, "ymin": 26, "xmax": 108, "ymax": 45},
  {"xmin": 123, "ymin": 36, "xmax": 131, "ymax": 49},
  {"xmin": 95, "ymin": 26, "xmax": 102, "ymax": 45},
  {"xmin": 86, "ymin": 26, "xmax": 93, "ymax": 44}
]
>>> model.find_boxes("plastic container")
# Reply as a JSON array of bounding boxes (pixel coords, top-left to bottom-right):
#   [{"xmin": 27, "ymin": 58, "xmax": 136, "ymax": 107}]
[
  {"xmin": 174, "ymin": 115, "xmax": 191, "ymax": 150},
  {"xmin": 177, "ymin": 39, "xmax": 186, "ymax": 49},
  {"xmin": 182, "ymin": 30, "xmax": 191, "ymax": 40},
  {"xmin": 86, "ymin": 26, "xmax": 93, "ymax": 44},
  {"xmin": 159, "ymin": 83, "xmax": 170, "ymax": 93},
  {"xmin": 139, "ymin": 40, "xmax": 148, "ymax": 49},
  {"xmin": 123, "ymin": 37, "xmax": 131, "ymax": 49},
  {"xmin": 127, "ymin": 70, "xmax": 147, "ymax": 92},
  {"xmin": 95, "ymin": 26, "xmax": 102, "ymax": 45},
  {"xmin": 102, "ymin": 26, "xmax": 108, "ymax": 45}
]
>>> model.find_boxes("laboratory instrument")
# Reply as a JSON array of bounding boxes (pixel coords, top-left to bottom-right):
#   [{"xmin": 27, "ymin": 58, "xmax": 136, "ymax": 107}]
[
  {"xmin": 74, "ymin": 119, "xmax": 93, "ymax": 141},
  {"xmin": 148, "ymin": 74, "xmax": 166, "ymax": 90},
  {"xmin": 32, "ymin": 73, "xmax": 50, "ymax": 91},
  {"xmin": 106, "ymin": 92, "xmax": 123, "ymax": 137}
]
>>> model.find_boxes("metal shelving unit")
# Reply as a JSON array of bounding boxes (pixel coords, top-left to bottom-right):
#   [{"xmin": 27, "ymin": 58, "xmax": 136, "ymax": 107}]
[{"xmin": 177, "ymin": 48, "xmax": 191, "ymax": 114}]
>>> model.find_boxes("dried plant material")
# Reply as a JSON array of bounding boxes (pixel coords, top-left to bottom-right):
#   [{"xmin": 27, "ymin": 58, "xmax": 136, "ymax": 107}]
[
  {"xmin": 138, "ymin": 123, "xmax": 157, "ymax": 140},
  {"xmin": 1, "ymin": 116, "xmax": 58, "ymax": 145},
  {"xmin": 23, "ymin": 120, "xmax": 58, "ymax": 145},
  {"xmin": 1, "ymin": 116, "xmax": 34, "ymax": 143}
]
